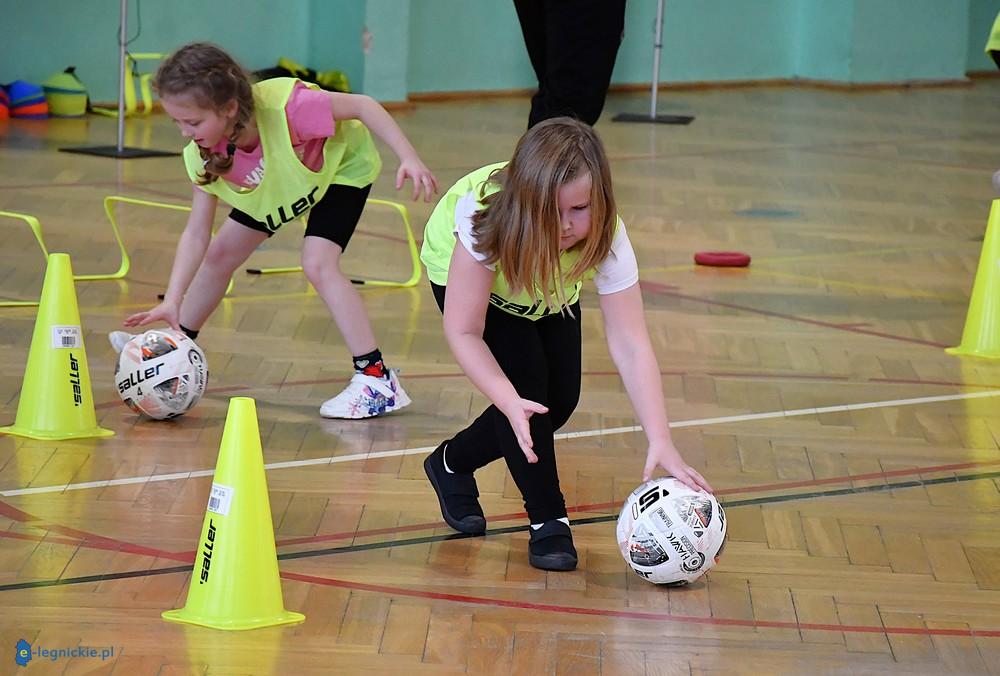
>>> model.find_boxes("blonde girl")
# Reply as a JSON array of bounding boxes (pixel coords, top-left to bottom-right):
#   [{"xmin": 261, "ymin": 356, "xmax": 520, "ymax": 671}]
[{"xmin": 419, "ymin": 117, "xmax": 712, "ymax": 571}]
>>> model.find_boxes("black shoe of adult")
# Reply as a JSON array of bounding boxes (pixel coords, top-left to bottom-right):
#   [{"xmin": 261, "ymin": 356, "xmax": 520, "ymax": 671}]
[
  {"xmin": 528, "ymin": 519, "xmax": 578, "ymax": 571},
  {"xmin": 423, "ymin": 442, "xmax": 486, "ymax": 534}
]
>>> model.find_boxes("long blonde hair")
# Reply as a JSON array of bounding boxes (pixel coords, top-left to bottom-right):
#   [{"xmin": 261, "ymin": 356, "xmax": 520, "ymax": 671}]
[
  {"xmin": 471, "ymin": 117, "xmax": 617, "ymax": 311},
  {"xmin": 153, "ymin": 42, "xmax": 255, "ymax": 185}
]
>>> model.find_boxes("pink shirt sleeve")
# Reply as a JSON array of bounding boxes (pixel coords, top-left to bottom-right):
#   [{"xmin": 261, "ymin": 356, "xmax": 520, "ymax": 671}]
[{"xmin": 285, "ymin": 82, "xmax": 335, "ymax": 144}]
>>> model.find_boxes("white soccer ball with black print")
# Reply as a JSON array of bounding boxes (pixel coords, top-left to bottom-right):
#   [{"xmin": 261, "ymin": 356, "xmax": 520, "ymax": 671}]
[
  {"xmin": 617, "ymin": 477, "xmax": 726, "ymax": 585},
  {"xmin": 115, "ymin": 329, "xmax": 208, "ymax": 420}
]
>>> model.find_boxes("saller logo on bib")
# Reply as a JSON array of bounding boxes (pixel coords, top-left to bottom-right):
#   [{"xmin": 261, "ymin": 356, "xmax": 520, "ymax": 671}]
[
  {"xmin": 264, "ymin": 186, "xmax": 320, "ymax": 231},
  {"xmin": 488, "ymin": 293, "xmax": 557, "ymax": 318}
]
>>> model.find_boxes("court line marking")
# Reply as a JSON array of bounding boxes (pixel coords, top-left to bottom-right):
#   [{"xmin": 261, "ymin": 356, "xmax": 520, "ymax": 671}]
[
  {"xmin": 4, "ymin": 471, "xmax": 1000, "ymax": 639},
  {"xmin": 3, "ymin": 388, "xmax": 998, "ymax": 497},
  {"xmin": 4, "ymin": 458, "xmax": 994, "ymax": 556},
  {"xmin": 640, "ymin": 280, "xmax": 950, "ymax": 348}
]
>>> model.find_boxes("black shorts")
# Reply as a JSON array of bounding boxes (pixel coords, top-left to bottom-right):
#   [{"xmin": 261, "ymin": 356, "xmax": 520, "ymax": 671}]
[{"xmin": 228, "ymin": 183, "xmax": 372, "ymax": 252}]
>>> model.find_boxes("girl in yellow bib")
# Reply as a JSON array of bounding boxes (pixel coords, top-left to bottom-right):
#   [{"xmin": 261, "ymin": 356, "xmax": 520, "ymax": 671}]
[
  {"xmin": 420, "ymin": 118, "xmax": 712, "ymax": 571},
  {"xmin": 118, "ymin": 43, "xmax": 438, "ymax": 419}
]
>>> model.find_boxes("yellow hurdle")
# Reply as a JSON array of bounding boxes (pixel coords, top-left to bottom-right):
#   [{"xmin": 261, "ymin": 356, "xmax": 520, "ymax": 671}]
[
  {"xmin": 245, "ymin": 197, "xmax": 422, "ymax": 288},
  {"xmin": 90, "ymin": 53, "xmax": 165, "ymax": 118},
  {"xmin": 0, "ymin": 211, "xmax": 49, "ymax": 307},
  {"xmin": 106, "ymin": 195, "xmax": 420, "ymax": 292},
  {"xmin": 104, "ymin": 195, "xmax": 234, "ymax": 296},
  {"xmin": 0, "ymin": 208, "xmax": 131, "ymax": 307}
]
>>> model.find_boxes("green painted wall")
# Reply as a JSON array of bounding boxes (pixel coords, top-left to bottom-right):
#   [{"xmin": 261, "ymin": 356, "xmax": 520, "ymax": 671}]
[
  {"xmin": 308, "ymin": 0, "xmax": 366, "ymax": 93},
  {"xmin": 795, "ymin": 0, "xmax": 853, "ymax": 81},
  {"xmin": 617, "ymin": 0, "xmax": 798, "ymax": 84},
  {"xmin": 408, "ymin": 1, "xmax": 533, "ymax": 94},
  {"xmin": 851, "ymin": 0, "xmax": 968, "ymax": 82},
  {"xmin": 2, "ymin": 0, "xmax": 314, "ymax": 102},
  {"xmin": 363, "ymin": 0, "xmax": 410, "ymax": 102},
  {"xmin": 0, "ymin": 0, "xmax": 991, "ymax": 104},
  {"xmin": 969, "ymin": 0, "xmax": 1000, "ymax": 71}
]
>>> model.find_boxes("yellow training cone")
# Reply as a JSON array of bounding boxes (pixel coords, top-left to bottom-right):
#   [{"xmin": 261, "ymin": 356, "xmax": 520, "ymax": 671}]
[
  {"xmin": 947, "ymin": 199, "xmax": 1000, "ymax": 359},
  {"xmin": 163, "ymin": 397, "xmax": 304, "ymax": 630},
  {"xmin": 0, "ymin": 253, "xmax": 113, "ymax": 440}
]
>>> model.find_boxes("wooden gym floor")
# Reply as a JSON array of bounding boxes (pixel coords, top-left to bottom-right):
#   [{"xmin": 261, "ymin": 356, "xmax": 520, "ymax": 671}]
[{"xmin": 1, "ymin": 82, "xmax": 1000, "ymax": 675}]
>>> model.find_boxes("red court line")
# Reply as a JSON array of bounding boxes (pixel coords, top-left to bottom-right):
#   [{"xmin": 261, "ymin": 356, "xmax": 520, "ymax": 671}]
[
  {"xmin": 0, "ymin": 177, "xmax": 188, "ymax": 192},
  {"xmin": 0, "ymin": 530, "xmax": 101, "ymax": 548},
  {"xmin": 640, "ymin": 280, "xmax": 950, "ymax": 348},
  {"xmin": 281, "ymin": 570, "xmax": 1000, "ymax": 638},
  {"xmin": 869, "ymin": 377, "xmax": 1000, "ymax": 389},
  {"xmin": 4, "ymin": 462, "xmax": 1000, "ymax": 637},
  {"xmin": 5, "ymin": 458, "xmax": 994, "ymax": 558},
  {"xmin": 271, "ymin": 459, "xmax": 998, "ymax": 548},
  {"xmin": 0, "ymin": 500, "xmax": 191, "ymax": 563},
  {"xmin": 710, "ymin": 460, "xmax": 995, "ymax": 496},
  {"xmin": 800, "ymin": 147, "xmax": 997, "ymax": 174},
  {"xmin": 7, "ymin": 517, "xmax": 995, "ymax": 638},
  {"xmin": 126, "ymin": 184, "xmax": 190, "ymax": 203},
  {"xmin": 271, "ymin": 369, "xmax": 852, "ymax": 390},
  {"xmin": 93, "ymin": 368, "xmax": 962, "ymax": 411},
  {"xmin": 95, "ymin": 383, "xmax": 257, "ymax": 408}
]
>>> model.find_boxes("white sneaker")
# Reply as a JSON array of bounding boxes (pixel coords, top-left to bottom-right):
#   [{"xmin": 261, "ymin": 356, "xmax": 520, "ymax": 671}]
[
  {"xmin": 319, "ymin": 370, "xmax": 411, "ymax": 419},
  {"xmin": 108, "ymin": 331, "xmax": 136, "ymax": 353}
]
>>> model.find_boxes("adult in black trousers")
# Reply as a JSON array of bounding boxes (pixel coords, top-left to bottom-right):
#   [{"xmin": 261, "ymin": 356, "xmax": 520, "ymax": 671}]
[{"xmin": 514, "ymin": 0, "xmax": 628, "ymax": 129}]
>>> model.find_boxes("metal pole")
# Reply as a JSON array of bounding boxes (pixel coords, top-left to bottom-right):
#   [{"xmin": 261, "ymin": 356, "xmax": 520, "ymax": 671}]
[
  {"xmin": 612, "ymin": 0, "xmax": 693, "ymax": 125},
  {"xmin": 650, "ymin": 0, "xmax": 664, "ymax": 119},
  {"xmin": 57, "ymin": 0, "xmax": 177, "ymax": 159},
  {"xmin": 115, "ymin": 0, "xmax": 128, "ymax": 153}
]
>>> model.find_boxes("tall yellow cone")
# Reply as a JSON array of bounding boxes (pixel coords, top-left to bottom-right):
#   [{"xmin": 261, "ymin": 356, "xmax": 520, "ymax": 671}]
[
  {"xmin": 163, "ymin": 397, "xmax": 304, "ymax": 630},
  {"xmin": 0, "ymin": 253, "xmax": 113, "ymax": 440},
  {"xmin": 947, "ymin": 199, "xmax": 1000, "ymax": 359}
]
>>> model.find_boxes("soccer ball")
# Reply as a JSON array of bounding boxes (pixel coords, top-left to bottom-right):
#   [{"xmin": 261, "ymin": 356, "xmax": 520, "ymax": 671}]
[
  {"xmin": 115, "ymin": 329, "xmax": 208, "ymax": 419},
  {"xmin": 616, "ymin": 477, "xmax": 726, "ymax": 585}
]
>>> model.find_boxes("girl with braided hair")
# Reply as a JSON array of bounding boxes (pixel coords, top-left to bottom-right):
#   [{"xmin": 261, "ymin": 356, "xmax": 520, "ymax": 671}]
[{"xmin": 117, "ymin": 43, "xmax": 437, "ymax": 418}]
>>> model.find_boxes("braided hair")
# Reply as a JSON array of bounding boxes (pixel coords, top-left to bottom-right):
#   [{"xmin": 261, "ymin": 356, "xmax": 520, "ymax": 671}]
[{"xmin": 153, "ymin": 43, "xmax": 255, "ymax": 184}]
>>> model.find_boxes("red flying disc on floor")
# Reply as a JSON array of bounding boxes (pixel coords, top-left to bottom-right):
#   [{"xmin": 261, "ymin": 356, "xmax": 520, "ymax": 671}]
[{"xmin": 693, "ymin": 251, "xmax": 751, "ymax": 267}]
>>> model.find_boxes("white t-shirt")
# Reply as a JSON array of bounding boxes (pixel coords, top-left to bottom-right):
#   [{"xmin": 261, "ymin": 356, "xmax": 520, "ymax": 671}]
[{"xmin": 452, "ymin": 191, "xmax": 639, "ymax": 295}]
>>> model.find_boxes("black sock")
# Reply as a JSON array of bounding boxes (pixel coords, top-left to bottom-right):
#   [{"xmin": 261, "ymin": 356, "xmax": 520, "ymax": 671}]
[
  {"xmin": 353, "ymin": 348, "xmax": 387, "ymax": 378},
  {"xmin": 179, "ymin": 324, "xmax": 199, "ymax": 341}
]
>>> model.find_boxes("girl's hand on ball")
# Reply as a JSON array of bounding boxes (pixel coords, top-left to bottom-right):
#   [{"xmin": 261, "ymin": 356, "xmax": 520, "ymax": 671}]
[
  {"xmin": 643, "ymin": 440, "xmax": 713, "ymax": 493},
  {"xmin": 124, "ymin": 301, "xmax": 180, "ymax": 331}
]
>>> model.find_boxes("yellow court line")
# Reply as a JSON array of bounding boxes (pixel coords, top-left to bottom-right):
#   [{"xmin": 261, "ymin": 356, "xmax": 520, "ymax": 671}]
[
  {"xmin": 744, "ymin": 268, "xmax": 958, "ymax": 300},
  {"xmin": 742, "ymin": 243, "xmax": 947, "ymax": 267},
  {"xmin": 83, "ymin": 285, "xmax": 407, "ymax": 315},
  {"xmin": 0, "ymin": 280, "xmax": 413, "ymax": 318},
  {"xmin": 641, "ymin": 243, "xmax": 961, "ymax": 298},
  {"xmin": 640, "ymin": 263, "xmax": 951, "ymax": 299},
  {"xmin": 644, "ymin": 243, "xmax": 949, "ymax": 277}
]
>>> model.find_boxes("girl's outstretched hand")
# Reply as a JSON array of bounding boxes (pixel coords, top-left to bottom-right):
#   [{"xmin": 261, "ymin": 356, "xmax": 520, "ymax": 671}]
[
  {"xmin": 396, "ymin": 157, "xmax": 439, "ymax": 202},
  {"xmin": 124, "ymin": 300, "xmax": 181, "ymax": 332},
  {"xmin": 643, "ymin": 440, "xmax": 713, "ymax": 493},
  {"xmin": 498, "ymin": 397, "xmax": 549, "ymax": 464}
]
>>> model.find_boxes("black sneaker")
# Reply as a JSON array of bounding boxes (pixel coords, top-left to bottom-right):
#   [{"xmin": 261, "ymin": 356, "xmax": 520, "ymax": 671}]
[
  {"xmin": 528, "ymin": 520, "xmax": 578, "ymax": 571},
  {"xmin": 423, "ymin": 442, "xmax": 486, "ymax": 534}
]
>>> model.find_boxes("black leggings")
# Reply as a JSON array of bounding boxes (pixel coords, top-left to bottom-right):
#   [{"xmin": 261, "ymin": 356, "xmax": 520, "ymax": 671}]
[
  {"xmin": 514, "ymin": 0, "xmax": 627, "ymax": 128},
  {"xmin": 229, "ymin": 183, "xmax": 372, "ymax": 252},
  {"xmin": 431, "ymin": 282, "xmax": 582, "ymax": 523}
]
